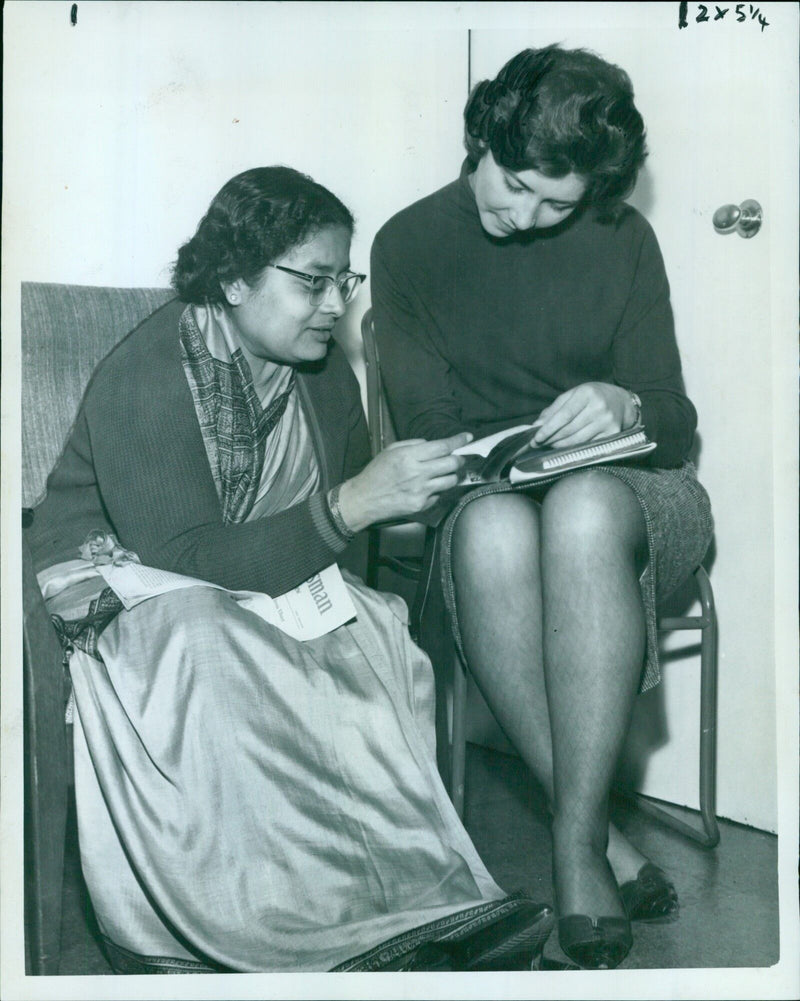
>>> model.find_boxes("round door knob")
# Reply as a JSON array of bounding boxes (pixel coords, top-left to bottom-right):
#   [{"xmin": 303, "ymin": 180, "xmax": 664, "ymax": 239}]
[{"xmin": 713, "ymin": 199, "xmax": 762, "ymax": 238}]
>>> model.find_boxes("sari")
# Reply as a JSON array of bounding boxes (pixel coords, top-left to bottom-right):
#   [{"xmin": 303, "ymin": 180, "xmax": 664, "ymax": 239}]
[{"xmin": 39, "ymin": 304, "xmax": 516, "ymax": 972}]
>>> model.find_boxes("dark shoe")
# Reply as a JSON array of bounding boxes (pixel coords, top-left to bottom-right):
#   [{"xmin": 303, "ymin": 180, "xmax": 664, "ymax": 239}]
[
  {"xmin": 620, "ymin": 863, "xmax": 679, "ymax": 922},
  {"xmin": 427, "ymin": 900, "xmax": 555, "ymax": 971},
  {"xmin": 558, "ymin": 915, "xmax": 632, "ymax": 970}
]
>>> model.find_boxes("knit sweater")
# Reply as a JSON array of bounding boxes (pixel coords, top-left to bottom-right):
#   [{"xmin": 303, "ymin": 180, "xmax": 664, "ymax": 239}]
[
  {"xmin": 371, "ymin": 163, "xmax": 696, "ymax": 468},
  {"xmin": 28, "ymin": 299, "xmax": 371, "ymax": 596}
]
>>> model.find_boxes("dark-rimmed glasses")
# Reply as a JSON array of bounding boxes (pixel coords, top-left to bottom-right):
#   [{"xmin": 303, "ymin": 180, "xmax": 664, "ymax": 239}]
[{"xmin": 268, "ymin": 265, "xmax": 366, "ymax": 305}]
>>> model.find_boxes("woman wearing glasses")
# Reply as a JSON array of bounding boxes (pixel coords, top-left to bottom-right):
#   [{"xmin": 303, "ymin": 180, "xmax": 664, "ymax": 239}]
[
  {"xmin": 371, "ymin": 47, "xmax": 714, "ymax": 969},
  {"xmin": 28, "ymin": 167, "xmax": 555, "ymax": 972}
]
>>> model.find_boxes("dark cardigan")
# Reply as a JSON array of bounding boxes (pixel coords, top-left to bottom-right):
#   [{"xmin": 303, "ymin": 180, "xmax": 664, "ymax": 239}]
[
  {"xmin": 371, "ymin": 165, "xmax": 697, "ymax": 468},
  {"xmin": 28, "ymin": 299, "xmax": 371, "ymax": 596}
]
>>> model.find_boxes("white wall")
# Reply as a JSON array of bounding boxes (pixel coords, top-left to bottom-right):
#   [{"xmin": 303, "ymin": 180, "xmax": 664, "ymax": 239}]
[
  {"xmin": 3, "ymin": 2, "xmax": 796, "ymax": 835},
  {"xmin": 2, "ymin": 1, "xmax": 467, "ymax": 382}
]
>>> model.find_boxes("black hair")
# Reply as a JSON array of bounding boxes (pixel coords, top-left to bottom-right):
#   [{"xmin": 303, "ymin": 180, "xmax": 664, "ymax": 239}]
[
  {"xmin": 464, "ymin": 45, "xmax": 647, "ymax": 217},
  {"xmin": 172, "ymin": 166, "xmax": 354, "ymax": 304}
]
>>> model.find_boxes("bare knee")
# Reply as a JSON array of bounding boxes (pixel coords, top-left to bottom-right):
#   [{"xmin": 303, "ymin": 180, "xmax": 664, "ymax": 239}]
[
  {"xmin": 541, "ymin": 472, "xmax": 646, "ymax": 558},
  {"xmin": 452, "ymin": 492, "xmax": 541, "ymax": 577}
]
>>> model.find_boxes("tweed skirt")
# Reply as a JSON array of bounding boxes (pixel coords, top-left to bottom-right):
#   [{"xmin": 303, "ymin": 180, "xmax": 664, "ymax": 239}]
[{"xmin": 436, "ymin": 461, "xmax": 714, "ymax": 693}]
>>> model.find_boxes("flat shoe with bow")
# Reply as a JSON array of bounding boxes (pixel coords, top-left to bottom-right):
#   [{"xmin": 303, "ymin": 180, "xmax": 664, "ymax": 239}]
[
  {"xmin": 558, "ymin": 914, "xmax": 633, "ymax": 970},
  {"xmin": 620, "ymin": 863, "xmax": 679, "ymax": 922}
]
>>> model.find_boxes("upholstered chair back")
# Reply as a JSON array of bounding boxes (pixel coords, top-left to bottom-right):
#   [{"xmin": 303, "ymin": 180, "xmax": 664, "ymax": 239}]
[{"xmin": 21, "ymin": 283, "xmax": 174, "ymax": 507}]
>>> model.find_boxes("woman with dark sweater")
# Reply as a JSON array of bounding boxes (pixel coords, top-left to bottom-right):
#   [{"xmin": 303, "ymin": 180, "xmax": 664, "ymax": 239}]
[
  {"xmin": 371, "ymin": 46, "xmax": 714, "ymax": 969},
  {"xmin": 28, "ymin": 166, "xmax": 556, "ymax": 973}
]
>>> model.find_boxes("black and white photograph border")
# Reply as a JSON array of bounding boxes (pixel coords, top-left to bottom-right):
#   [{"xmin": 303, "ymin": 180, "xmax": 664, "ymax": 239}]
[{"xmin": 1, "ymin": 2, "xmax": 798, "ymax": 999}]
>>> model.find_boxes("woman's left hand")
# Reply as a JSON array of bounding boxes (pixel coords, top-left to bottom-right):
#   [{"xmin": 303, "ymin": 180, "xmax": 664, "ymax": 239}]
[{"xmin": 533, "ymin": 382, "xmax": 637, "ymax": 447}]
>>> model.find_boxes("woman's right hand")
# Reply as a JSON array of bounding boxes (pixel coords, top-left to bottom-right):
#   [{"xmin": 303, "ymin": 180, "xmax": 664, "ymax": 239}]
[{"xmin": 336, "ymin": 432, "xmax": 473, "ymax": 533}]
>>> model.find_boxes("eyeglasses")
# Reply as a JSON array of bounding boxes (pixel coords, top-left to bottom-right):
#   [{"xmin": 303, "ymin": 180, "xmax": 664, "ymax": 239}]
[{"xmin": 268, "ymin": 265, "xmax": 367, "ymax": 305}]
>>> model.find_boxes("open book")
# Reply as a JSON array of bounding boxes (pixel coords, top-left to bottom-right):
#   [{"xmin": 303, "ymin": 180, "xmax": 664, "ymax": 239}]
[{"xmin": 454, "ymin": 422, "xmax": 656, "ymax": 486}]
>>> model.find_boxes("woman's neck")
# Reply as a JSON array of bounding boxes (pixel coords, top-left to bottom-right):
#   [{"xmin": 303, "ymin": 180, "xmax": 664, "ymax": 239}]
[
  {"xmin": 236, "ymin": 338, "xmax": 287, "ymax": 395},
  {"xmin": 190, "ymin": 302, "xmax": 290, "ymax": 398}
]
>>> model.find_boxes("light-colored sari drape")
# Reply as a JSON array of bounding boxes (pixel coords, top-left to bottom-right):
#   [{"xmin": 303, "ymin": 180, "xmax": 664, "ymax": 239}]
[{"xmin": 46, "ymin": 306, "xmax": 505, "ymax": 972}]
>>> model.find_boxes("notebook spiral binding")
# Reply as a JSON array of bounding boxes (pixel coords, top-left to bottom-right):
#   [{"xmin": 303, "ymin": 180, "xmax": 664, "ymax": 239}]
[{"xmin": 541, "ymin": 430, "xmax": 648, "ymax": 470}]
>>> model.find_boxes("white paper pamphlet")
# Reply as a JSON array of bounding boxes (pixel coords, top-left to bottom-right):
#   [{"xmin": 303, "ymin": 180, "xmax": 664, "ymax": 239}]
[{"xmin": 96, "ymin": 561, "xmax": 356, "ymax": 641}]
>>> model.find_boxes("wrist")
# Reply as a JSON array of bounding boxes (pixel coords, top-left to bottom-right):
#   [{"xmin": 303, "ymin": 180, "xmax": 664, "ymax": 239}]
[
  {"xmin": 327, "ymin": 484, "xmax": 356, "ymax": 540},
  {"xmin": 333, "ymin": 479, "xmax": 370, "ymax": 535}
]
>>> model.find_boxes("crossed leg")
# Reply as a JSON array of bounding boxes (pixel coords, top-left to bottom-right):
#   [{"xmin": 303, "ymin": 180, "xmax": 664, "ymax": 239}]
[{"xmin": 451, "ymin": 472, "xmax": 648, "ymax": 921}]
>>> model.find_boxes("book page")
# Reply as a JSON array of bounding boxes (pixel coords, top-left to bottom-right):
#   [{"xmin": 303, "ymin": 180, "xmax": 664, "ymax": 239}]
[{"xmin": 452, "ymin": 423, "xmax": 537, "ymax": 458}]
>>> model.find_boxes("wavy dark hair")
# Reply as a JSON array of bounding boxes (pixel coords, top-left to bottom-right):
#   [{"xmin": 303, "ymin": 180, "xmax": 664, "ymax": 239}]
[
  {"xmin": 464, "ymin": 45, "xmax": 647, "ymax": 217},
  {"xmin": 172, "ymin": 166, "xmax": 354, "ymax": 304}
]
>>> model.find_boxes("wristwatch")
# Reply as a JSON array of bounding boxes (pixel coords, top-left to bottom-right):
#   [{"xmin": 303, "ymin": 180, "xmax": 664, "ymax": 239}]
[{"xmin": 628, "ymin": 391, "xmax": 643, "ymax": 427}]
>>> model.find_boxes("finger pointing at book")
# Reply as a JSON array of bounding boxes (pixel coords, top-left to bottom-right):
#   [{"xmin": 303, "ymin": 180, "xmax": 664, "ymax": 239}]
[{"xmin": 533, "ymin": 382, "xmax": 639, "ymax": 448}]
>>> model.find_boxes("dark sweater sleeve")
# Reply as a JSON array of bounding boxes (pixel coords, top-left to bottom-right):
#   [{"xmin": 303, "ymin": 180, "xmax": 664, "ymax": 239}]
[
  {"xmin": 371, "ymin": 231, "xmax": 463, "ymax": 441},
  {"xmin": 79, "ymin": 361, "xmax": 360, "ymax": 598},
  {"xmin": 612, "ymin": 221, "xmax": 697, "ymax": 467}
]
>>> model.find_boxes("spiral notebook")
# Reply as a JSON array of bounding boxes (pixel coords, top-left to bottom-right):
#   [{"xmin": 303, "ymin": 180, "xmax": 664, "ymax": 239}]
[{"xmin": 455, "ymin": 423, "xmax": 656, "ymax": 486}]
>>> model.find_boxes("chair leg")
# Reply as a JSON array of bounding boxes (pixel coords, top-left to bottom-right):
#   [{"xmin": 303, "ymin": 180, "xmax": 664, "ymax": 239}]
[
  {"xmin": 450, "ymin": 649, "xmax": 468, "ymax": 821},
  {"xmin": 628, "ymin": 790, "xmax": 719, "ymax": 848},
  {"xmin": 696, "ymin": 566, "xmax": 720, "ymax": 847},
  {"xmin": 630, "ymin": 567, "xmax": 720, "ymax": 848}
]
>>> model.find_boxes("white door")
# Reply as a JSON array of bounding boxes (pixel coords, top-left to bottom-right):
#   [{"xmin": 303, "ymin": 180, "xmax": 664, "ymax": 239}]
[{"xmin": 467, "ymin": 2, "xmax": 797, "ymax": 831}]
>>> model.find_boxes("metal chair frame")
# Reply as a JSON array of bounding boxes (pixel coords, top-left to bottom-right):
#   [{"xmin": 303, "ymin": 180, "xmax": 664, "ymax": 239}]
[
  {"xmin": 361, "ymin": 307, "xmax": 720, "ymax": 851},
  {"xmin": 363, "ymin": 307, "xmax": 427, "ymax": 593}
]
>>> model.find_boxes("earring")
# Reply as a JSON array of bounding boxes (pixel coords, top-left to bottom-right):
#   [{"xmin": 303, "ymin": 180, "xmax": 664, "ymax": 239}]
[{"xmin": 229, "ymin": 293, "xmax": 239, "ymax": 304}]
